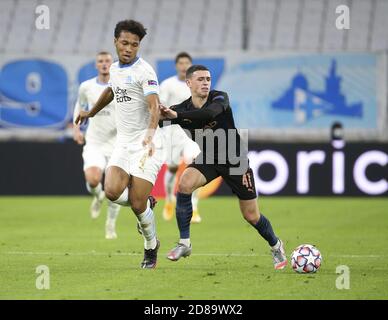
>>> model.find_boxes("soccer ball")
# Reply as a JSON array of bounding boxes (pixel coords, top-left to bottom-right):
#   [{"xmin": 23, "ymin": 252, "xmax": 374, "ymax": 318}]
[{"xmin": 291, "ymin": 244, "xmax": 322, "ymax": 273}]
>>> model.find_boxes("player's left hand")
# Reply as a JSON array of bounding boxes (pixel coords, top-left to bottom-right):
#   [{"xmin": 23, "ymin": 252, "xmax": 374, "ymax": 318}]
[{"xmin": 159, "ymin": 104, "xmax": 177, "ymax": 120}]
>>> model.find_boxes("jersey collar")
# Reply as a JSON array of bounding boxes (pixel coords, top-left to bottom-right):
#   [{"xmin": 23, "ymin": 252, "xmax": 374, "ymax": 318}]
[
  {"xmin": 119, "ymin": 56, "xmax": 140, "ymax": 68},
  {"xmin": 95, "ymin": 78, "xmax": 109, "ymax": 86}
]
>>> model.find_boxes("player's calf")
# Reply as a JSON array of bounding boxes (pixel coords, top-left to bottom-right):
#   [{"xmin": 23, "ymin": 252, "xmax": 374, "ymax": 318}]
[
  {"xmin": 253, "ymin": 214, "xmax": 287, "ymax": 270},
  {"xmin": 90, "ymin": 190, "xmax": 105, "ymax": 219},
  {"xmin": 86, "ymin": 179, "xmax": 105, "ymax": 219},
  {"xmin": 134, "ymin": 196, "xmax": 158, "ymax": 254},
  {"xmin": 105, "ymin": 201, "xmax": 120, "ymax": 239}
]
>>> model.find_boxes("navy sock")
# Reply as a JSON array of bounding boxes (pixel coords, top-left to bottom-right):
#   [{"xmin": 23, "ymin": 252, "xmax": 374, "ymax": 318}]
[
  {"xmin": 176, "ymin": 192, "xmax": 193, "ymax": 239},
  {"xmin": 253, "ymin": 214, "xmax": 278, "ymax": 247}
]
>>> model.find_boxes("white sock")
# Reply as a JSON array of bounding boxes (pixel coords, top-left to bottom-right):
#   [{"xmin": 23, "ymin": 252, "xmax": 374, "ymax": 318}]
[
  {"xmin": 112, "ymin": 188, "xmax": 129, "ymax": 206},
  {"xmin": 271, "ymin": 239, "xmax": 281, "ymax": 250},
  {"xmin": 106, "ymin": 201, "xmax": 120, "ymax": 225},
  {"xmin": 86, "ymin": 182, "xmax": 103, "ymax": 198},
  {"xmin": 179, "ymin": 238, "xmax": 191, "ymax": 247},
  {"xmin": 164, "ymin": 169, "xmax": 177, "ymax": 202},
  {"xmin": 136, "ymin": 207, "xmax": 157, "ymax": 249},
  {"xmin": 192, "ymin": 189, "xmax": 199, "ymax": 211}
]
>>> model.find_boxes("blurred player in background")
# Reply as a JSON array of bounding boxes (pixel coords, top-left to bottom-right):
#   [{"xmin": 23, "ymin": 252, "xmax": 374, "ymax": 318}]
[
  {"xmin": 160, "ymin": 65, "xmax": 287, "ymax": 270},
  {"xmin": 73, "ymin": 51, "xmax": 120, "ymax": 240},
  {"xmin": 159, "ymin": 52, "xmax": 202, "ymax": 223},
  {"xmin": 76, "ymin": 20, "xmax": 163, "ymax": 269}
]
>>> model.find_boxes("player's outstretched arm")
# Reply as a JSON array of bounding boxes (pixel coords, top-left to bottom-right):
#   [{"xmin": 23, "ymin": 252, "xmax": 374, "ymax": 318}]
[
  {"xmin": 161, "ymin": 93, "xmax": 229, "ymax": 128},
  {"xmin": 177, "ymin": 105, "xmax": 222, "ymax": 122},
  {"xmin": 75, "ymin": 87, "xmax": 114, "ymax": 124},
  {"xmin": 72, "ymin": 86, "xmax": 85, "ymax": 144},
  {"xmin": 161, "ymin": 103, "xmax": 223, "ymax": 129}
]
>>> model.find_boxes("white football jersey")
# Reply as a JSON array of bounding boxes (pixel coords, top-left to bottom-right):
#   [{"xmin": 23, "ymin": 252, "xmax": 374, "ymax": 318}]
[
  {"xmin": 159, "ymin": 75, "xmax": 191, "ymax": 107},
  {"xmin": 73, "ymin": 77, "xmax": 116, "ymax": 152},
  {"xmin": 109, "ymin": 57, "xmax": 162, "ymax": 145}
]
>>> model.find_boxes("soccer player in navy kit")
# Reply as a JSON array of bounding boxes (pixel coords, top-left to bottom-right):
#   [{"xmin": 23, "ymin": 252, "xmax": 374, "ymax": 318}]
[{"xmin": 160, "ymin": 65, "xmax": 287, "ymax": 269}]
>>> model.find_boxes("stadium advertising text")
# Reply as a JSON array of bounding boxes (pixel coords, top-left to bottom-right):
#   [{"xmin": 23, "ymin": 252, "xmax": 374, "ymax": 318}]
[
  {"xmin": 247, "ymin": 143, "xmax": 387, "ymax": 196},
  {"xmin": 1, "ymin": 140, "xmax": 386, "ymax": 197}
]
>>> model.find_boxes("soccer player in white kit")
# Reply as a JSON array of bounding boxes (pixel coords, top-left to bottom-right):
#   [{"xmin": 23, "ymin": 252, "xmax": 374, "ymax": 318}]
[
  {"xmin": 73, "ymin": 51, "xmax": 121, "ymax": 240},
  {"xmin": 76, "ymin": 20, "xmax": 163, "ymax": 269},
  {"xmin": 159, "ymin": 52, "xmax": 202, "ymax": 223}
]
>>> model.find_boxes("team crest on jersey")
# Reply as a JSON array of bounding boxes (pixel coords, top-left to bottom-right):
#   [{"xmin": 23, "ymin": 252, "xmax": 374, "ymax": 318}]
[{"xmin": 148, "ymin": 80, "xmax": 158, "ymax": 86}]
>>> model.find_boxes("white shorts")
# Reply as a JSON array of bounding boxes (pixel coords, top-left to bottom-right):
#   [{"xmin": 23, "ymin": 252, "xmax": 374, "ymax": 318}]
[
  {"xmin": 107, "ymin": 143, "xmax": 164, "ymax": 185},
  {"xmin": 165, "ymin": 139, "xmax": 201, "ymax": 167},
  {"xmin": 82, "ymin": 143, "xmax": 113, "ymax": 171},
  {"xmin": 162, "ymin": 125, "xmax": 201, "ymax": 167}
]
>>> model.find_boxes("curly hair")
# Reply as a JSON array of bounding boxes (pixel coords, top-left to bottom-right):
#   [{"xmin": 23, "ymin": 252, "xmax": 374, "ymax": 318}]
[{"xmin": 114, "ymin": 20, "xmax": 147, "ymax": 40}]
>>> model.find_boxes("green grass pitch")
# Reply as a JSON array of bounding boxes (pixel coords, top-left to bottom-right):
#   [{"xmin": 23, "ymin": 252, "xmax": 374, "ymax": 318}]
[{"xmin": 0, "ymin": 196, "xmax": 387, "ymax": 300}]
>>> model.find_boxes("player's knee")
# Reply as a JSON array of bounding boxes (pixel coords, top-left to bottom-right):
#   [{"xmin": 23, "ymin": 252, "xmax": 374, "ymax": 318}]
[
  {"xmin": 87, "ymin": 177, "xmax": 100, "ymax": 188},
  {"xmin": 85, "ymin": 168, "xmax": 102, "ymax": 187},
  {"xmin": 177, "ymin": 178, "xmax": 195, "ymax": 194},
  {"xmin": 104, "ymin": 185, "xmax": 120, "ymax": 202},
  {"xmin": 130, "ymin": 198, "xmax": 147, "ymax": 215},
  {"xmin": 105, "ymin": 190, "xmax": 117, "ymax": 202}
]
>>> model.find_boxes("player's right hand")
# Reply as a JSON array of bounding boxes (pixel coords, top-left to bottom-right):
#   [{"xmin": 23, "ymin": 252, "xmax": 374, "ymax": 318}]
[
  {"xmin": 75, "ymin": 110, "xmax": 91, "ymax": 125},
  {"xmin": 142, "ymin": 135, "xmax": 155, "ymax": 157}
]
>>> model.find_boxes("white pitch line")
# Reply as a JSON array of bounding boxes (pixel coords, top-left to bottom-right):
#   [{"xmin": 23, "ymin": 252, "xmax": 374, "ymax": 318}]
[
  {"xmin": 1, "ymin": 251, "xmax": 386, "ymax": 258},
  {"xmin": 330, "ymin": 254, "xmax": 384, "ymax": 258},
  {"xmin": 1, "ymin": 251, "xmax": 262, "ymax": 257}
]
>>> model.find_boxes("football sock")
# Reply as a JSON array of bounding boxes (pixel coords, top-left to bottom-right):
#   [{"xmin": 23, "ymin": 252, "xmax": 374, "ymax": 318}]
[
  {"xmin": 253, "ymin": 214, "xmax": 278, "ymax": 247},
  {"xmin": 271, "ymin": 239, "xmax": 281, "ymax": 250},
  {"xmin": 107, "ymin": 201, "xmax": 120, "ymax": 224},
  {"xmin": 179, "ymin": 238, "xmax": 191, "ymax": 247},
  {"xmin": 86, "ymin": 182, "xmax": 103, "ymax": 198},
  {"xmin": 192, "ymin": 189, "xmax": 199, "ymax": 212},
  {"xmin": 176, "ymin": 192, "xmax": 192, "ymax": 239},
  {"xmin": 112, "ymin": 188, "xmax": 129, "ymax": 206},
  {"xmin": 136, "ymin": 207, "xmax": 157, "ymax": 250},
  {"xmin": 164, "ymin": 169, "xmax": 177, "ymax": 202}
]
